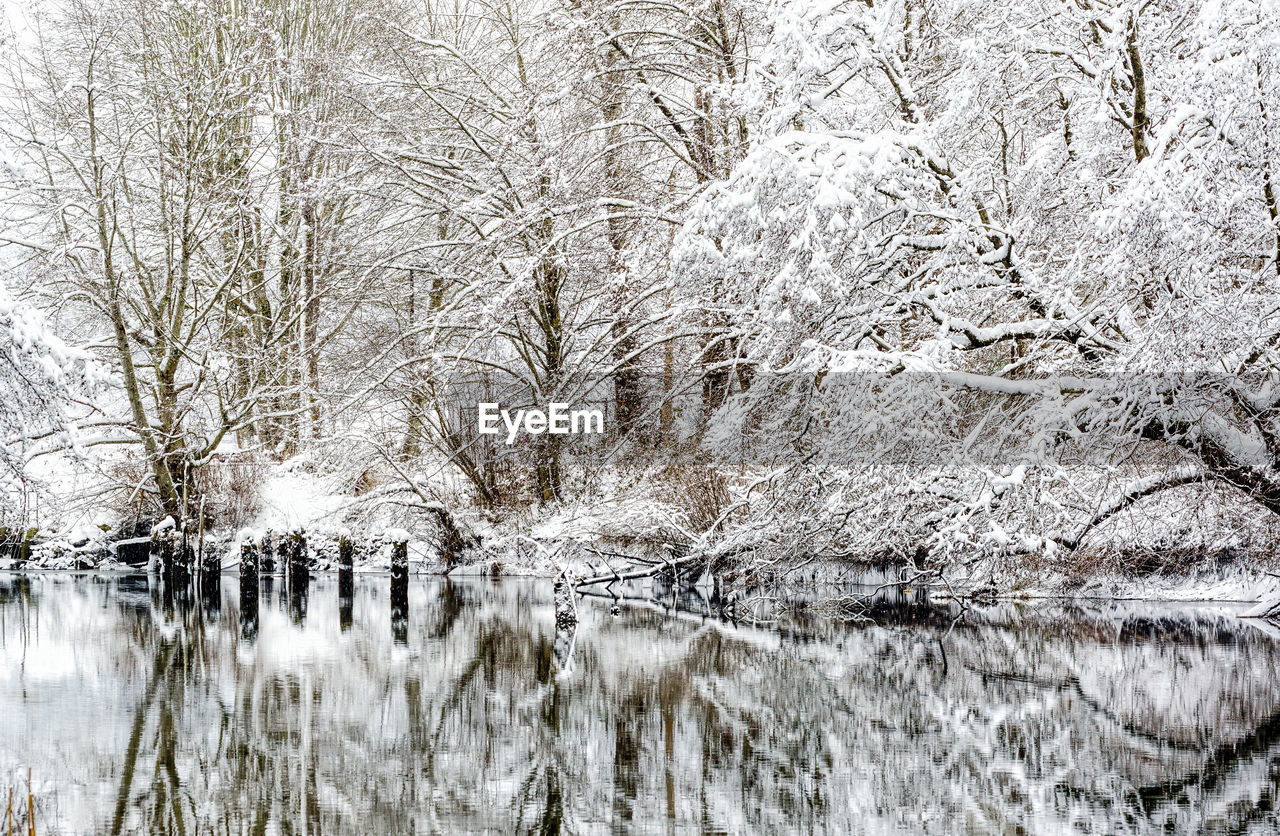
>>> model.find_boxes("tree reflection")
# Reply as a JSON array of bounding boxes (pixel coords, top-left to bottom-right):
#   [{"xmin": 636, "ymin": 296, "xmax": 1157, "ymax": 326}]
[{"xmin": 4, "ymin": 575, "xmax": 1280, "ymax": 834}]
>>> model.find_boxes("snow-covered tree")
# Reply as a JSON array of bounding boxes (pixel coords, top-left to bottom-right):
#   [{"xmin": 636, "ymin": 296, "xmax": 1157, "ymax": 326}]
[
  {"xmin": 0, "ymin": 277, "xmax": 95, "ymax": 521},
  {"xmin": 675, "ymin": 0, "xmax": 1280, "ymax": 571},
  {"xmin": 1, "ymin": 0, "xmax": 1276, "ymax": 580},
  {"xmin": 0, "ymin": 0, "xmax": 388, "ymax": 518}
]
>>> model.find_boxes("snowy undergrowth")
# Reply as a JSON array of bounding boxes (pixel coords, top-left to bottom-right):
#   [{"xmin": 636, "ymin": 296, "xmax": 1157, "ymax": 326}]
[{"xmin": 14, "ymin": 450, "xmax": 1280, "ymax": 608}]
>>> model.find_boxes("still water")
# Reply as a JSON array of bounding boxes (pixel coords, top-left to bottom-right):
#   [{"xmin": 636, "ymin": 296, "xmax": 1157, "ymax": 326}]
[{"xmin": 2, "ymin": 572, "xmax": 1279, "ymax": 835}]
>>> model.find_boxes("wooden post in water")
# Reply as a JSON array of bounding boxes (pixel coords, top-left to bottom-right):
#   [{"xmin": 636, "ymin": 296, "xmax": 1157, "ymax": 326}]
[
  {"xmin": 201, "ymin": 549, "xmax": 221, "ymax": 580},
  {"xmin": 338, "ymin": 529, "xmax": 354, "ymax": 631},
  {"xmin": 389, "ymin": 530, "xmax": 409, "ymax": 644},
  {"xmin": 239, "ymin": 530, "xmax": 259, "ymax": 639},
  {"xmin": 287, "ymin": 530, "xmax": 308, "ymax": 584},
  {"xmin": 200, "ymin": 539, "xmax": 221, "ymax": 613},
  {"xmin": 150, "ymin": 523, "xmax": 166, "ymax": 573},
  {"xmin": 260, "ymin": 530, "xmax": 276, "ymax": 573},
  {"xmin": 275, "ymin": 533, "xmax": 289, "ymax": 581},
  {"xmin": 152, "ymin": 520, "xmax": 176, "ymax": 610},
  {"xmin": 287, "ymin": 529, "xmax": 308, "ymax": 624},
  {"xmin": 175, "ymin": 523, "xmax": 195, "ymax": 608}
]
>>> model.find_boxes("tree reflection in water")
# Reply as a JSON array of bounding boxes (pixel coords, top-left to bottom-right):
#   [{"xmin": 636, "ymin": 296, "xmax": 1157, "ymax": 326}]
[{"xmin": 2, "ymin": 573, "xmax": 1280, "ymax": 834}]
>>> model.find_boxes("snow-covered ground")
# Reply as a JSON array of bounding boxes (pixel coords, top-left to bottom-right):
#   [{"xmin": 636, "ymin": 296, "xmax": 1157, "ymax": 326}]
[{"xmin": 253, "ymin": 466, "xmax": 349, "ymax": 532}]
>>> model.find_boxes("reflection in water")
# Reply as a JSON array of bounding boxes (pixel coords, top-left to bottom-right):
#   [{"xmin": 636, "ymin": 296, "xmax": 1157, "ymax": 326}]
[
  {"xmin": 339, "ymin": 581, "xmax": 354, "ymax": 632},
  {"xmin": 2, "ymin": 574, "xmax": 1280, "ymax": 834},
  {"xmin": 239, "ymin": 549, "xmax": 259, "ymax": 640},
  {"xmin": 289, "ymin": 568, "xmax": 309, "ymax": 625},
  {"xmin": 390, "ymin": 574, "xmax": 408, "ymax": 645},
  {"xmin": 391, "ymin": 542, "xmax": 409, "ymax": 645},
  {"xmin": 339, "ymin": 545, "xmax": 354, "ymax": 632},
  {"xmin": 200, "ymin": 548, "xmax": 221, "ymax": 618}
]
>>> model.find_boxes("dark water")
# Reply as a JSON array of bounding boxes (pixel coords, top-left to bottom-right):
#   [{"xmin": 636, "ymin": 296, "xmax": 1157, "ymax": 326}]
[{"xmin": 2, "ymin": 573, "xmax": 1280, "ymax": 834}]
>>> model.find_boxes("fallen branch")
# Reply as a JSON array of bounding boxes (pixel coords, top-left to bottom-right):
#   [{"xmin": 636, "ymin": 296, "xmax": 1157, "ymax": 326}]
[{"xmin": 575, "ymin": 553, "xmax": 706, "ymax": 588}]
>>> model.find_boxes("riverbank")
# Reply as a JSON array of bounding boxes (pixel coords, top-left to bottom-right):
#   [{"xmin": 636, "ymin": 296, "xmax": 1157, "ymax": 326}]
[
  {"xmin": 6, "ymin": 540, "xmax": 1280, "ymax": 610},
  {"xmin": 9, "ymin": 461, "xmax": 1280, "ymax": 608}
]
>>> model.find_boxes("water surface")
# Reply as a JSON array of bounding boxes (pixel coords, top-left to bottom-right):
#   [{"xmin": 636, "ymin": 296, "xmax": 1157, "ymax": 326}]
[{"xmin": 2, "ymin": 573, "xmax": 1279, "ymax": 834}]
